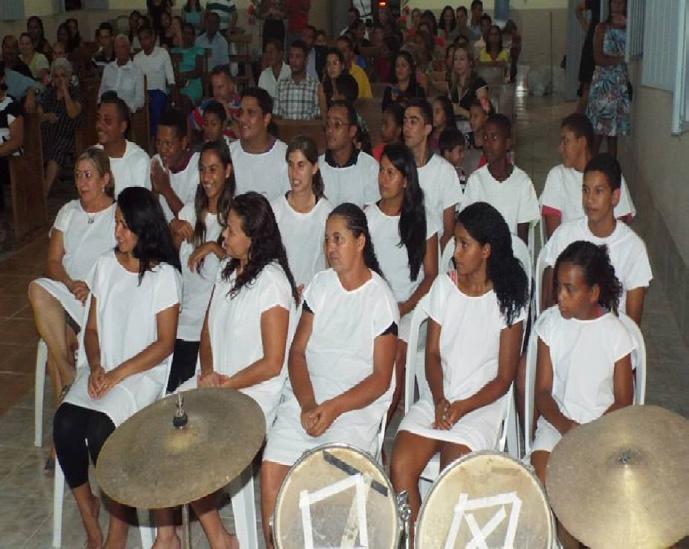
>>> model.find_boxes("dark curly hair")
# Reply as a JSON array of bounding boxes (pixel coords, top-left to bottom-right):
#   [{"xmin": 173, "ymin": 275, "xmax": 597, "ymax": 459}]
[
  {"xmin": 116, "ymin": 187, "xmax": 181, "ymax": 283},
  {"xmin": 328, "ymin": 203, "xmax": 383, "ymax": 277},
  {"xmin": 455, "ymin": 202, "xmax": 528, "ymax": 325},
  {"xmin": 381, "ymin": 143, "xmax": 427, "ymax": 281},
  {"xmin": 553, "ymin": 240, "xmax": 622, "ymax": 315},
  {"xmin": 221, "ymin": 192, "xmax": 299, "ymax": 303}
]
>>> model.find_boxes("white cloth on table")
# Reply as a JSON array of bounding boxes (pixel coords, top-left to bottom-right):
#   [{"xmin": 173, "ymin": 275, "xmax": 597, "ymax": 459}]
[
  {"xmin": 152, "ymin": 152, "xmax": 200, "ymax": 222},
  {"xmin": 416, "ymin": 154, "xmax": 463, "ymax": 240},
  {"xmin": 176, "ymin": 203, "xmax": 224, "ymax": 342},
  {"xmin": 32, "ymin": 200, "xmax": 116, "ymax": 325},
  {"xmin": 531, "ymin": 306, "xmax": 635, "ymax": 453},
  {"xmin": 230, "ymin": 139, "xmax": 290, "ymax": 202},
  {"xmin": 365, "ymin": 202, "xmax": 439, "ymax": 341},
  {"xmin": 399, "ymin": 273, "xmax": 526, "ymax": 451},
  {"xmin": 63, "ymin": 253, "xmax": 181, "ymax": 426},
  {"xmin": 271, "ymin": 194, "xmax": 333, "ymax": 289},
  {"xmin": 462, "ymin": 164, "xmax": 540, "ymax": 235},
  {"xmin": 319, "ymin": 151, "xmax": 380, "ymax": 208},
  {"xmin": 542, "ymin": 217, "xmax": 652, "ymax": 313},
  {"xmin": 97, "ymin": 60, "xmax": 145, "ymax": 112},
  {"xmin": 264, "ymin": 268, "xmax": 399, "ymax": 466},
  {"xmin": 94, "ymin": 141, "xmax": 150, "ymax": 197},
  {"xmin": 134, "ymin": 46, "xmax": 176, "ymax": 91}
]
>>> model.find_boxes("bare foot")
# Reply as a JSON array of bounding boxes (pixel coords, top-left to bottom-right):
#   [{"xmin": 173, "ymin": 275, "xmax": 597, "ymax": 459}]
[{"xmin": 225, "ymin": 532, "xmax": 239, "ymax": 549}]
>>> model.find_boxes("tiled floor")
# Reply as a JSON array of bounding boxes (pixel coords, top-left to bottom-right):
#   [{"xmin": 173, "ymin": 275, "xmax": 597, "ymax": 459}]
[{"xmin": 0, "ymin": 93, "xmax": 687, "ymax": 548}]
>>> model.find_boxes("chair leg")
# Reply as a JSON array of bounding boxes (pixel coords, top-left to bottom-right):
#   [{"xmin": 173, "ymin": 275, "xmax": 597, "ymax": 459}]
[
  {"xmin": 230, "ymin": 467, "xmax": 258, "ymax": 549},
  {"xmin": 506, "ymin": 398, "xmax": 522, "ymax": 459},
  {"xmin": 35, "ymin": 339, "xmax": 48, "ymax": 448},
  {"xmin": 52, "ymin": 461, "xmax": 65, "ymax": 548},
  {"xmin": 137, "ymin": 509, "xmax": 154, "ymax": 549}
]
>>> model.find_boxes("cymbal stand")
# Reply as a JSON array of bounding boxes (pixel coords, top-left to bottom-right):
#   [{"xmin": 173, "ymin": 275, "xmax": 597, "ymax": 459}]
[
  {"xmin": 175, "ymin": 394, "xmax": 193, "ymax": 549},
  {"xmin": 397, "ymin": 490, "xmax": 411, "ymax": 549}
]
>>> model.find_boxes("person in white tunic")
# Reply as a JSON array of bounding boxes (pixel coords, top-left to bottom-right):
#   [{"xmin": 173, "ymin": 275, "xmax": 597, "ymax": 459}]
[
  {"xmin": 390, "ymin": 202, "xmax": 528, "ymax": 538},
  {"xmin": 530, "ymin": 240, "xmax": 634, "ymax": 486},
  {"xmin": 366, "ymin": 142, "xmax": 439, "ymax": 424},
  {"xmin": 260, "ymin": 203, "xmax": 399, "ymax": 548},
  {"xmin": 272, "ymin": 135, "xmax": 333, "ymax": 292},
  {"xmin": 230, "ymin": 87, "xmax": 290, "ymax": 201},
  {"xmin": 28, "ymin": 148, "xmax": 116, "ymax": 436},
  {"xmin": 54, "ymin": 187, "xmax": 181, "ymax": 549},
  {"xmin": 166, "ymin": 140, "xmax": 235, "ymax": 391},
  {"xmin": 154, "ymin": 191, "xmax": 299, "ymax": 549}
]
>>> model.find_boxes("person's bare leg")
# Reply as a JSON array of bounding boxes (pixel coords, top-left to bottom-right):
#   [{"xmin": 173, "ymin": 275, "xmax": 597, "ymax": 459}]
[
  {"xmin": 386, "ymin": 340, "xmax": 408, "ymax": 426},
  {"xmin": 103, "ymin": 501, "xmax": 130, "ymax": 549},
  {"xmin": 44, "ymin": 159, "xmax": 60, "ymax": 196},
  {"xmin": 607, "ymin": 136, "xmax": 617, "ymax": 159},
  {"xmin": 576, "ymin": 82, "xmax": 590, "ymax": 114},
  {"xmin": 438, "ymin": 441, "xmax": 470, "ymax": 470},
  {"xmin": 152, "ymin": 508, "xmax": 181, "ymax": 549},
  {"xmin": 190, "ymin": 494, "xmax": 237, "ymax": 549},
  {"xmin": 260, "ymin": 461, "xmax": 290, "ymax": 549},
  {"xmin": 72, "ymin": 483, "xmax": 103, "ymax": 549}
]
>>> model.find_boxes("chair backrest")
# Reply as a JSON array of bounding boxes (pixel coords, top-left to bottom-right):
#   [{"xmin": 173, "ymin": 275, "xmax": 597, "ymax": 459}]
[
  {"xmin": 439, "ymin": 236, "xmax": 454, "ymax": 274},
  {"xmin": 523, "ymin": 331, "xmax": 538, "ymax": 455},
  {"xmin": 534, "ymin": 246, "xmax": 548, "ymax": 322},
  {"xmin": 618, "ymin": 313, "xmax": 647, "ymax": 405},
  {"xmin": 404, "ymin": 294, "xmax": 431, "ymax": 415}
]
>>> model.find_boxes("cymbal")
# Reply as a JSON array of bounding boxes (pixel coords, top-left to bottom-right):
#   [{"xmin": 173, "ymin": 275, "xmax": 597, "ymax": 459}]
[
  {"xmin": 546, "ymin": 405, "xmax": 689, "ymax": 549},
  {"xmin": 96, "ymin": 388, "xmax": 265, "ymax": 509}
]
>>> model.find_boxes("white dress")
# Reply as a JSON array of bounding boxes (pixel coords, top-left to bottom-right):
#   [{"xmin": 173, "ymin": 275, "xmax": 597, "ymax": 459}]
[
  {"xmin": 63, "ymin": 252, "xmax": 181, "ymax": 426},
  {"xmin": 416, "ymin": 154, "xmax": 463, "ymax": 240},
  {"xmin": 399, "ymin": 273, "xmax": 526, "ymax": 451},
  {"xmin": 264, "ymin": 269, "xmax": 399, "ymax": 466},
  {"xmin": 271, "ymin": 194, "xmax": 333, "ymax": 289},
  {"xmin": 230, "ymin": 139, "xmax": 290, "ymax": 201},
  {"xmin": 176, "ymin": 204, "xmax": 224, "ymax": 342},
  {"xmin": 179, "ymin": 262, "xmax": 297, "ymax": 429},
  {"xmin": 365, "ymin": 203, "xmax": 439, "ymax": 341},
  {"xmin": 32, "ymin": 200, "xmax": 116, "ymax": 325},
  {"xmin": 319, "ymin": 150, "xmax": 380, "ymax": 208},
  {"xmin": 152, "ymin": 152, "xmax": 201, "ymax": 223},
  {"xmin": 532, "ymin": 306, "xmax": 635, "ymax": 453},
  {"xmin": 94, "ymin": 141, "xmax": 150, "ymax": 197}
]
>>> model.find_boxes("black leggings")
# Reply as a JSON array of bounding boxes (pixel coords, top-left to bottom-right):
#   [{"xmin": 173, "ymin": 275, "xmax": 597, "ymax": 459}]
[
  {"xmin": 167, "ymin": 339, "xmax": 200, "ymax": 392},
  {"xmin": 53, "ymin": 403, "xmax": 115, "ymax": 489}
]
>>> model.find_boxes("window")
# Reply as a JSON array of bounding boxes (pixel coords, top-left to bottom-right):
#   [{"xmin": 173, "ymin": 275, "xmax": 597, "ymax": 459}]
[
  {"xmin": 626, "ymin": 0, "xmax": 645, "ymax": 61},
  {"xmin": 671, "ymin": 0, "xmax": 689, "ymax": 134},
  {"xmin": 0, "ymin": 0, "xmax": 24, "ymax": 20}
]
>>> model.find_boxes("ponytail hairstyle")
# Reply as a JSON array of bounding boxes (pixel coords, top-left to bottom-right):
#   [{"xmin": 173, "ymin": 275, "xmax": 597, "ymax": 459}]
[
  {"xmin": 553, "ymin": 240, "xmax": 622, "ymax": 315},
  {"xmin": 381, "ymin": 143, "xmax": 427, "ymax": 281},
  {"xmin": 221, "ymin": 192, "xmax": 299, "ymax": 303},
  {"xmin": 455, "ymin": 202, "xmax": 528, "ymax": 325},
  {"xmin": 328, "ymin": 203, "xmax": 383, "ymax": 277},
  {"xmin": 194, "ymin": 140, "xmax": 236, "ymax": 250},
  {"xmin": 116, "ymin": 187, "xmax": 181, "ymax": 283},
  {"xmin": 285, "ymin": 135, "xmax": 325, "ymax": 200}
]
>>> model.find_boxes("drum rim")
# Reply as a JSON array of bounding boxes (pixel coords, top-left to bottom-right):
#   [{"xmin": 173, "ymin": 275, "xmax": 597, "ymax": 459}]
[
  {"xmin": 414, "ymin": 450, "xmax": 554, "ymax": 549},
  {"xmin": 272, "ymin": 442, "xmax": 402, "ymax": 548}
]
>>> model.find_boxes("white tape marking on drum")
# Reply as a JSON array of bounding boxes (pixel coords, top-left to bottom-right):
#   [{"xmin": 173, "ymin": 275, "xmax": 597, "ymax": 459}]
[
  {"xmin": 443, "ymin": 493, "xmax": 468, "ymax": 549},
  {"xmin": 300, "ymin": 489, "xmax": 315, "ymax": 549},
  {"xmin": 466, "ymin": 507, "xmax": 506, "ymax": 549}
]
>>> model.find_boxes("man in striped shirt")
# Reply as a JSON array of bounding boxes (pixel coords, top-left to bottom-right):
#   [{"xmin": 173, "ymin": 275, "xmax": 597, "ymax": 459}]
[{"xmin": 206, "ymin": 0, "xmax": 237, "ymax": 32}]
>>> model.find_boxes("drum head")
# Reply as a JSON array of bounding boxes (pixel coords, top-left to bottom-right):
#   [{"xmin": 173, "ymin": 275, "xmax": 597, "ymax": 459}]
[
  {"xmin": 416, "ymin": 451, "xmax": 553, "ymax": 549},
  {"xmin": 273, "ymin": 444, "xmax": 400, "ymax": 549}
]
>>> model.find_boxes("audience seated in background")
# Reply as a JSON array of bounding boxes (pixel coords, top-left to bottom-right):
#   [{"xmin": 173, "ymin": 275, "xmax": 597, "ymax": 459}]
[
  {"xmin": 195, "ymin": 12, "xmax": 229, "ymax": 71},
  {"xmin": 258, "ymin": 38, "xmax": 291, "ymax": 101},
  {"xmin": 19, "ymin": 32, "xmax": 49, "ymax": 82},
  {"xmin": 172, "ymin": 23, "xmax": 205, "ymax": 105},
  {"xmin": 91, "ymin": 23, "xmax": 116, "ymax": 74},
  {"xmin": 449, "ymin": 44, "xmax": 487, "ymax": 120},
  {"xmin": 372, "ymin": 102, "xmax": 404, "ymax": 162},
  {"xmin": 98, "ymin": 34, "xmax": 145, "ymax": 113},
  {"xmin": 439, "ymin": 126, "xmax": 467, "ymax": 191},
  {"xmin": 382, "ymin": 50, "xmax": 426, "ymax": 113},
  {"xmin": 2, "ymin": 35, "xmax": 32, "ymax": 78},
  {"xmin": 190, "ymin": 65, "xmax": 240, "ymax": 140},
  {"xmin": 337, "ymin": 35, "xmax": 372, "ymax": 99},
  {"xmin": 274, "ymin": 40, "xmax": 320, "ymax": 121}
]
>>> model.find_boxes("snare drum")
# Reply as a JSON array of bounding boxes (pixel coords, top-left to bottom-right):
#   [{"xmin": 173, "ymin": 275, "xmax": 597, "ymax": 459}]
[
  {"xmin": 273, "ymin": 444, "xmax": 401, "ymax": 549},
  {"xmin": 416, "ymin": 451, "xmax": 554, "ymax": 549}
]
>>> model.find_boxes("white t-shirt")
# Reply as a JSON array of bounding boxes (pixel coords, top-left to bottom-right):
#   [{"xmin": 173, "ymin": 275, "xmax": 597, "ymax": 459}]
[
  {"xmin": 463, "ymin": 164, "xmax": 540, "ymax": 234},
  {"xmin": 97, "ymin": 61, "xmax": 145, "ymax": 112},
  {"xmin": 416, "ymin": 154, "xmax": 463, "ymax": 238},
  {"xmin": 540, "ymin": 164, "xmax": 636, "ymax": 223},
  {"xmin": 230, "ymin": 138, "xmax": 290, "ymax": 201},
  {"xmin": 95, "ymin": 141, "xmax": 150, "ymax": 197},
  {"xmin": 319, "ymin": 150, "xmax": 380, "ymax": 208},
  {"xmin": 258, "ymin": 62, "xmax": 292, "ymax": 100},
  {"xmin": 152, "ymin": 152, "xmax": 200, "ymax": 222},
  {"xmin": 536, "ymin": 306, "xmax": 635, "ymax": 423},
  {"xmin": 64, "ymin": 252, "xmax": 181, "ymax": 426},
  {"xmin": 543, "ymin": 217, "xmax": 653, "ymax": 312},
  {"xmin": 208, "ymin": 262, "xmax": 295, "ymax": 426},
  {"xmin": 133, "ymin": 46, "xmax": 175, "ymax": 92},
  {"xmin": 177, "ymin": 203, "xmax": 224, "ymax": 341},
  {"xmin": 271, "ymin": 194, "xmax": 333, "ymax": 288}
]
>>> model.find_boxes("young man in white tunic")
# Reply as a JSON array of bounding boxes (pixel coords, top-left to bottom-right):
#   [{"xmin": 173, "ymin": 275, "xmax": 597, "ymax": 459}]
[
  {"xmin": 230, "ymin": 87, "xmax": 290, "ymax": 201},
  {"xmin": 150, "ymin": 108, "xmax": 201, "ymax": 223},
  {"xmin": 403, "ymin": 98, "xmax": 462, "ymax": 252},
  {"xmin": 541, "ymin": 153, "xmax": 652, "ymax": 326},
  {"xmin": 94, "ymin": 93, "xmax": 150, "ymax": 197},
  {"xmin": 540, "ymin": 113, "xmax": 635, "ymax": 240},
  {"xmin": 319, "ymin": 100, "xmax": 379, "ymax": 208}
]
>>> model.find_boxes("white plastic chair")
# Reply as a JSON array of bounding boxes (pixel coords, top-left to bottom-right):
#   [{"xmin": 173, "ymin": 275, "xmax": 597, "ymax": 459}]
[
  {"xmin": 34, "ymin": 339, "xmax": 48, "ymax": 447},
  {"xmin": 533, "ymin": 247, "xmax": 548, "ymax": 326}
]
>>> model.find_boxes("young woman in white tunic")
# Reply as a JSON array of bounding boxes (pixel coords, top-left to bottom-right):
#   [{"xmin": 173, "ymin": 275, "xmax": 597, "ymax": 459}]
[
  {"xmin": 272, "ymin": 135, "xmax": 333, "ymax": 293},
  {"xmin": 260, "ymin": 203, "xmax": 399, "ymax": 548},
  {"xmin": 28, "ymin": 148, "xmax": 116, "ymax": 443},
  {"xmin": 365, "ymin": 142, "xmax": 439, "ymax": 424},
  {"xmin": 166, "ymin": 140, "xmax": 235, "ymax": 391},
  {"xmin": 54, "ymin": 187, "xmax": 181, "ymax": 549},
  {"xmin": 390, "ymin": 202, "xmax": 529, "ymax": 537},
  {"xmin": 531, "ymin": 241, "xmax": 634, "ymax": 485},
  {"xmin": 154, "ymin": 191, "xmax": 300, "ymax": 549}
]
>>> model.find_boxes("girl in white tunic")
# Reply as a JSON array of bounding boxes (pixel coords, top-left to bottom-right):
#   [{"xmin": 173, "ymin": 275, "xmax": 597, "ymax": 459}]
[
  {"xmin": 28, "ymin": 149, "xmax": 116, "ymax": 445},
  {"xmin": 54, "ymin": 187, "xmax": 181, "ymax": 549},
  {"xmin": 166, "ymin": 140, "xmax": 235, "ymax": 391},
  {"xmin": 390, "ymin": 202, "xmax": 529, "ymax": 537},
  {"xmin": 366, "ymin": 143, "xmax": 439, "ymax": 423},
  {"xmin": 531, "ymin": 241, "xmax": 634, "ymax": 486},
  {"xmin": 154, "ymin": 191, "xmax": 300, "ymax": 549},
  {"xmin": 260, "ymin": 203, "xmax": 399, "ymax": 548},
  {"xmin": 272, "ymin": 135, "xmax": 333, "ymax": 292}
]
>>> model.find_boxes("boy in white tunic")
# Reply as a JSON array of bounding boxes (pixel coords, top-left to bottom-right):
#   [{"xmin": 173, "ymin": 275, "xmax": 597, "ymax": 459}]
[
  {"xmin": 541, "ymin": 153, "xmax": 652, "ymax": 325},
  {"xmin": 319, "ymin": 100, "xmax": 379, "ymax": 207}
]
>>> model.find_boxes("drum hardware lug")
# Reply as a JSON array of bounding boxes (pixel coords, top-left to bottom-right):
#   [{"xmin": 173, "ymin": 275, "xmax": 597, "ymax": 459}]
[
  {"xmin": 396, "ymin": 490, "xmax": 412, "ymax": 549},
  {"xmin": 173, "ymin": 393, "xmax": 188, "ymax": 429}
]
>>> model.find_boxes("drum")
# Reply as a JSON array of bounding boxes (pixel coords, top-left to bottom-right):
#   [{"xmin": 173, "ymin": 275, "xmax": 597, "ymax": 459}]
[
  {"xmin": 416, "ymin": 451, "xmax": 554, "ymax": 549},
  {"xmin": 273, "ymin": 444, "xmax": 401, "ymax": 549}
]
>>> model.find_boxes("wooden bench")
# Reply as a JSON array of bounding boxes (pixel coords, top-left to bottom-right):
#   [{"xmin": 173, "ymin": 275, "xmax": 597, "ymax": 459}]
[{"xmin": 274, "ymin": 119, "xmax": 326, "ymax": 154}]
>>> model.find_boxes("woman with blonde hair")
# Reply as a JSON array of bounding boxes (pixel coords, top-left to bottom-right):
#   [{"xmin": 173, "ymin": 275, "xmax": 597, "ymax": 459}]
[{"xmin": 448, "ymin": 44, "xmax": 488, "ymax": 120}]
